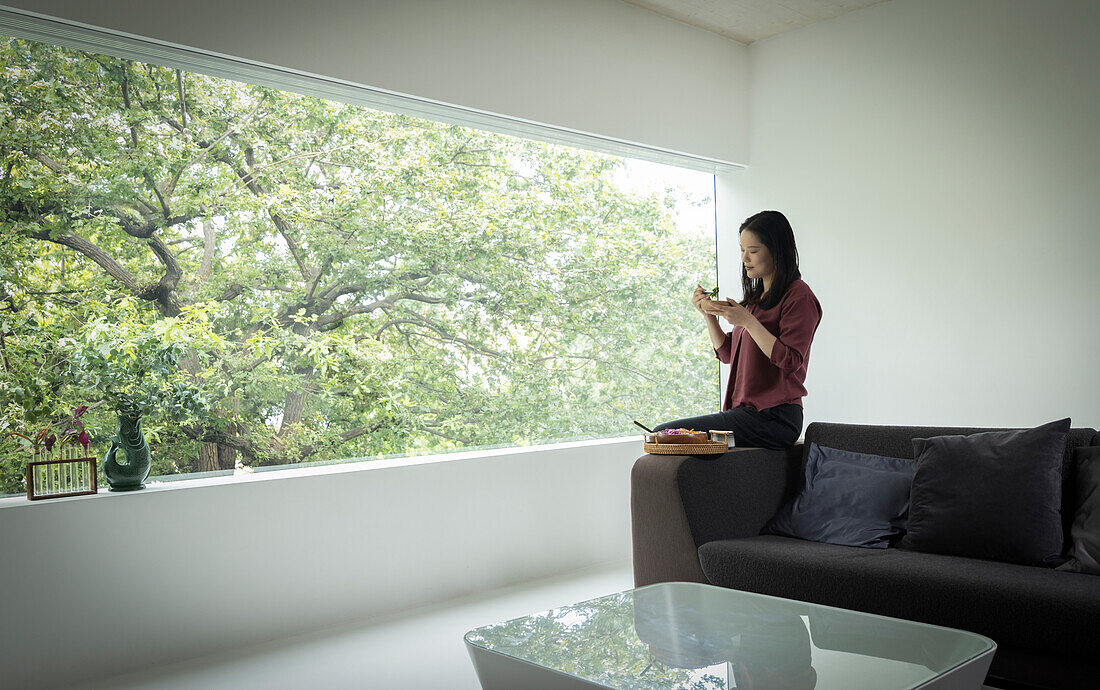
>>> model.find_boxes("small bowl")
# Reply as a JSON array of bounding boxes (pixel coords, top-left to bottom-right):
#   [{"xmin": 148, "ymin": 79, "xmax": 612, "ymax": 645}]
[{"xmin": 655, "ymin": 431, "xmax": 708, "ymax": 444}]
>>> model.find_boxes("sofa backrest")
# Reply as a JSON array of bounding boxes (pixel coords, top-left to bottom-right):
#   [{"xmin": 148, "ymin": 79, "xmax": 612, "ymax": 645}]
[{"xmin": 802, "ymin": 422, "xmax": 1098, "ymax": 552}]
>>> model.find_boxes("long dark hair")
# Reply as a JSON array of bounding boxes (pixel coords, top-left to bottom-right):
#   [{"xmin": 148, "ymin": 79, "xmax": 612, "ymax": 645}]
[{"xmin": 738, "ymin": 210, "xmax": 801, "ymax": 310}]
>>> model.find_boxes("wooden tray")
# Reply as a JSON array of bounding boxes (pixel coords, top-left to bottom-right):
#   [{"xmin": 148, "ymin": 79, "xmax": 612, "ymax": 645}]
[{"xmin": 642, "ymin": 430, "xmax": 732, "ymax": 455}]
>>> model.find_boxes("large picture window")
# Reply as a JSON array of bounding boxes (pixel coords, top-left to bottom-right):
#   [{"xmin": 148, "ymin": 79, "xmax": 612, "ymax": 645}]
[{"xmin": 0, "ymin": 33, "xmax": 717, "ymax": 493}]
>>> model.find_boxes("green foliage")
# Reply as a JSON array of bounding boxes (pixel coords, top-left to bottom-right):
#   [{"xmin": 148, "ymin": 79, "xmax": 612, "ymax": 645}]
[
  {"xmin": 0, "ymin": 36, "xmax": 716, "ymax": 491},
  {"xmin": 468, "ymin": 592, "xmax": 731, "ymax": 689},
  {"xmin": 61, "ymin": 297, "xmax": 218, "ymax": 419}
]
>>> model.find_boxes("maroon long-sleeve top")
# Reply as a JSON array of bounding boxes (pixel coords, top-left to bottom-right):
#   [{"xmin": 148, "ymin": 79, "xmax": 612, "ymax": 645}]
[{"xmin": 714, "ymin": 278, "xmax": 822, "ymax": 411}]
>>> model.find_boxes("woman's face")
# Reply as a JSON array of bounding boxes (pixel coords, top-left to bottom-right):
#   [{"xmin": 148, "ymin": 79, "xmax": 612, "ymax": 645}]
[{"xmin": 740, "ymin": 230, "xmax": 775, "ymax": 282}]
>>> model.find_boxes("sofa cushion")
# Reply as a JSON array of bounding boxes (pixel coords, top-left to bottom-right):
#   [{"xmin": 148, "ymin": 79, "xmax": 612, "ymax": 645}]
[
  {"xmin": 1057, "ymin": 445, "xmax": 1100, "ymax": 575},
  {"xmin": 802, "ymin": 423, "xmax": 1097, "ymax": 555},
  {"xmin": 698, "ymin": 535, "xmax": 1100, "ymax": 662},
  {"xmin": 762, "ymin": 443, "xmax": 915, "ymax": 548},
  {"xmin": 899, "ymin": 418, "xmax": 1069, "ymax": 566}
]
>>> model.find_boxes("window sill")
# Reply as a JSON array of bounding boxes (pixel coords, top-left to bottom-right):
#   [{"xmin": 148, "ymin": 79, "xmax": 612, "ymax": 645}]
[{"xmin": 0, "ymin": 434, "xmax": 642, "ymax": 510}]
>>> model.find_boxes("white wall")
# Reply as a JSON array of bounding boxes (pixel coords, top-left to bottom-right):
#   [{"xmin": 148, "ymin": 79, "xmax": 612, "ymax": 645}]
[
  {"xmin": 1, "ymin": 0, "xmax": 750, "ymax": 165},
  {"xmin": 718, "ymin": 0, "xmax": 1100, "ymax": 429},
  {"xmin": 0, "ymin": 440, "xmax": 639, "ymax": 689}
]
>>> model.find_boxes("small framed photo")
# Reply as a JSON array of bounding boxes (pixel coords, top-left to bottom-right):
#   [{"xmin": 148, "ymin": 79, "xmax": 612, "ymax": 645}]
[{"xmin": 26, "ymin": 455, "xmax": 98, "ymax": 500}]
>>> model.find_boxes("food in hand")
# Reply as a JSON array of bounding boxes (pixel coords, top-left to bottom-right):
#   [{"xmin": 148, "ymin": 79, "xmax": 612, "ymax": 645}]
[
  {"xmin": 655, "ymin": 428, "xmax": 709, "ymax": 444},
  {"xmin": 708, "ymin": 285, "xmax": 720, "ymax": 299}
]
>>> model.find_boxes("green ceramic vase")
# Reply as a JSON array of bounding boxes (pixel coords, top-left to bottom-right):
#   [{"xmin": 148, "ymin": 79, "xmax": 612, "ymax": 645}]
[{"xmin": 103, "ymin": 413, "xmax": 151, "ymax": 492}]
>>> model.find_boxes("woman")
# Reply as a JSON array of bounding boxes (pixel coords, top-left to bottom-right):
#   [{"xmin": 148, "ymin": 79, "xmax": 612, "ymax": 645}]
[{"xmin": 654, "ymin": 210, "xmax": 822, "ymax": 449}]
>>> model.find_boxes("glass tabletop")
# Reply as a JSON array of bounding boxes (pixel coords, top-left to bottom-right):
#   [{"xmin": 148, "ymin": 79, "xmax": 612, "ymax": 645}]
[{"xmin": 464, "ymin": 582, "xmax": 994, "ymax": 690}]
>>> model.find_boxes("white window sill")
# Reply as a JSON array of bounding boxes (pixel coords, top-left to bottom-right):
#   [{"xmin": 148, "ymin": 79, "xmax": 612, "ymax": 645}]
[{"xmin": 0, "ymin": 435, "xmax": 642, "ymax": 510}]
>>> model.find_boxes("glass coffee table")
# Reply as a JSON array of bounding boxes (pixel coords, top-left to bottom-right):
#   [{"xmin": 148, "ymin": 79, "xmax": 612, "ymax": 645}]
[{"xmin": 465, "ymin": 582, "xmax": 995, "ymax": 689}]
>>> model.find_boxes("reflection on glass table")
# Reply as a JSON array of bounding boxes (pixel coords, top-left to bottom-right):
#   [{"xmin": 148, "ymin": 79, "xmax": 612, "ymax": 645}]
[
  {"xmin": 634, "ymin": 583, "xmax": 816, "ymax": 689},
  {"xmin": 464, "ymin": 582, "xmax": 995, "ymax": 690}
]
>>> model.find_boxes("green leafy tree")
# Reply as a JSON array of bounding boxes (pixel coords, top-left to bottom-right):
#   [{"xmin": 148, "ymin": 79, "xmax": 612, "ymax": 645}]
[{"xmin": 0, "ymin": 36, "xmax": 715, "ymax": 489}]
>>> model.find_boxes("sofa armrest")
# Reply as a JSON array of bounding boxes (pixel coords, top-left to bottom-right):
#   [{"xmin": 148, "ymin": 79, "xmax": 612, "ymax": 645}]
[{"xmin": 631, "ymin": 444, "xmax": 803, "ymax": 587}]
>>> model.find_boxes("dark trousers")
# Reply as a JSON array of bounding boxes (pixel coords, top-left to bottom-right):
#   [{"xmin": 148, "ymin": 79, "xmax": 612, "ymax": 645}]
[{"xmin": 653, "ymin": 404, "xmax": 803, "ymax": 450}]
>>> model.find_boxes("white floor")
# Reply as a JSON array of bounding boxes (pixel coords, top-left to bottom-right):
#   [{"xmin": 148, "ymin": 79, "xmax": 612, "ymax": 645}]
[
  {"xmin": 72, "ymin": 561, "xmax": 636, "ymax": 690},
  {"xmin": 71, "ymin": 561, "xmax": 999, "ymax": 690}
]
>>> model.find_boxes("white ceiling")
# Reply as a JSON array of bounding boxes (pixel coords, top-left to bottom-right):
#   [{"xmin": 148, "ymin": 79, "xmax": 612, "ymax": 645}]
[{"xmin": 620, "ymin": 0, "xmax": 888, "ymax": 44}]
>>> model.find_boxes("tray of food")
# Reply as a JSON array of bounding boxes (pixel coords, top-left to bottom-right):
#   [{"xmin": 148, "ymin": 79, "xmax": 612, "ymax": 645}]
[{"xmin": 641, "ymin": 428, "xmax": 733, "ymax": 455}]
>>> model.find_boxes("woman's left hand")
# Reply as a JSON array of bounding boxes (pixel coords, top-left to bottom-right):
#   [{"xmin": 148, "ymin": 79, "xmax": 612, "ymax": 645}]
[{"xmin": 701, "ymin": 298, "xmax": 755, "ymax": 327}]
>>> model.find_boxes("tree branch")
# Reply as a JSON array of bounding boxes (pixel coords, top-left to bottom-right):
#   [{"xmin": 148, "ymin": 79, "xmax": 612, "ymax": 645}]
[
  {"xmin": 31, "ymin": 152, "xmax": 69, "ymax": 176},
  {"xmin": 418, "ymin": 425, "xmax": 475, "ymax": 445},
  {"xmin": 218, "ymin": 283, "xmax": 244, "ymax": 302},
  {"xmin": 147, "ymin": 234, "xmax": 182, "ymax": 289},
  {"xmin": 313, "ymin": 291, "xmax": 444, "ymax": 331},
  {"xmin": 532, "ymin": 353, "xmax": 659, "ymax": 384},
  {"xmin": 161, "ymin": 96, "xmax": 264, "ymax": 172},
  {"xmin": 27, "ymin": 229, "xmax": 141, "ymax": 293},
  {"xmin": 297, "ymin": 422, "xmax": 382, "ymax": 460},
  {"xmin": 175, "ymin": 69, "xmax": 187, "ymax": 129},
  {"xmin": 199, "ymin": 218, "xmax": 215, "ymax": 280},
  {"xmin": 306, "ymin": 256, "xmax": 332, "ymax": 303},
  {"xmin": 255, "ymin": 144, "xmax": 358, "ymax": 177},
  {"xmin": 214, "ymin": 151, "xmax": 311, "ymax": 281},
  {"xmin": 180, "ymin": 425, "xmax": 257, "ymax": 456},
  {"xmin": 313, "ymin": 300, "xmax": 391, "ymax": 330},
  {"xmin": 382, "ymin": 312, "xmax": 503, "ymax": 358},
  {"xmin": 120, "ymin": 66, "xmax": 139, "ymax": 150},
  {"xmin": 143, "ymin": 171, "xmax": 171, "ymax": 219},
  {"xmin": 31, "ymin": 152, "xmax": 198, "ymax": 238}
]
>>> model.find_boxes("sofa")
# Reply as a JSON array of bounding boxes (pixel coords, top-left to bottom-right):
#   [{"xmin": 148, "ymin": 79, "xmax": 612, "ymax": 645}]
[{"xmin": 631, "ymin": 422, "xmax": 1100, "ymax": 689}]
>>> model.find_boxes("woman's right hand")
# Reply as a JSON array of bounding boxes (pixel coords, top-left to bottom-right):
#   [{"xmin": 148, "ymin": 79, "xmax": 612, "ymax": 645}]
[{"xmin": 692, "ymin": 284, "xmax": 712, "ymax": 315}]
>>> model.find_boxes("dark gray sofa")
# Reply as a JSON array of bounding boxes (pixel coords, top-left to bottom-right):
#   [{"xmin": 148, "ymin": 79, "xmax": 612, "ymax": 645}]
[{"xmin": 631, "ymin": 422, "xmax": 1100, "ymax": 689}]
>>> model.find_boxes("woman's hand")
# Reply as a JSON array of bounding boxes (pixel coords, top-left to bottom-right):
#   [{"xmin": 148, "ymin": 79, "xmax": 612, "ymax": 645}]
[
  {"xmin": 701, "ymin": 297, "xmax": 755, "ymax": 328},
  {"xmin": 691, "ymin": 284, "xmax": 712, "ymax": 315}
]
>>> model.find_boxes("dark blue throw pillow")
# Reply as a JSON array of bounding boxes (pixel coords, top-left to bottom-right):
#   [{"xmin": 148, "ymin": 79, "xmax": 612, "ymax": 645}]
[
  {"xmin": 762, "ymin": 443, "xmax": 916, "ymax": 549},
  {"xmin": 899, "ymin": 418, "xmax": 1070, "ymax": 566}
]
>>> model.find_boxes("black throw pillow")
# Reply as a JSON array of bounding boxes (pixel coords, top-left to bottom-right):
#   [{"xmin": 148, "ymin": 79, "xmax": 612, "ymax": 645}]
[
  {"xmin": 762, "ymin": 443, "xmax": 915, "ymax": 549},
  {"xmin": 1056, "ymin": 445, "xmax": 1100, "ymax": 575},
  {"xmin": 899, "ymin": 418, "xmax": 1070, "ymax": 566}
]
